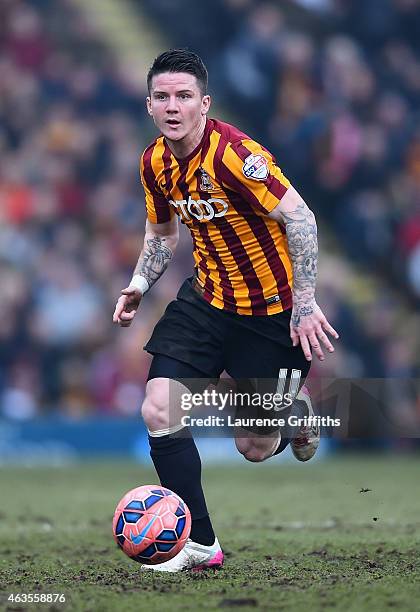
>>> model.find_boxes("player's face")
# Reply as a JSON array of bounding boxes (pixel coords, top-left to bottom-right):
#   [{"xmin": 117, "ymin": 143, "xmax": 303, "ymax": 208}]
[{"xmin": 147, "ymin": 72, "xmax": 211, "ymax": 143}]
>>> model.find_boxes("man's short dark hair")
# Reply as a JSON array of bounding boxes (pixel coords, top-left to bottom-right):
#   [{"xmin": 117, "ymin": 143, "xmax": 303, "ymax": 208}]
[{"xmin": 147, "ymin": 49, "xmax": 208, "ymax": 96}]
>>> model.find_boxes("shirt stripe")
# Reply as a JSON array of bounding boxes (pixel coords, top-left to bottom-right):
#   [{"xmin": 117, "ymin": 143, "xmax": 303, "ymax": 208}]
[{"xmin": 141, "ymin": 143, "xmax": 173, "ymax": 224}]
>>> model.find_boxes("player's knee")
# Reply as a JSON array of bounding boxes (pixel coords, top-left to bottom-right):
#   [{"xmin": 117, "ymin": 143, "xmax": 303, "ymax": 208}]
[
  {"xmin": 241, "ymin": 446, "xmax": 271, "ymax": 462},
  {"xmin": 236, "ymin": 435, "xmax": 277, "ymax": 463},
  {"xmin": 141, "ymin": 385, "xmax": 169, "ymax": 432},
  {"xmin": 237, "ymin": 440, "xmax": 271, "ymax": 463},
  {"xmin": 141, "ymin": 397, "xmax": 169, "ymax": 432}
]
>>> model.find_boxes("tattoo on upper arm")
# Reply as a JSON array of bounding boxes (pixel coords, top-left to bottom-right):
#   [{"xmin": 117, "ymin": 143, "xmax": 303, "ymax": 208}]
[
  {"xmin": 279, "ymin": 201, "xmax": 318, "ymax": 326},
  {"xmin": 138, "ymin": 236, "xmax": 173, "ymax": 286}
]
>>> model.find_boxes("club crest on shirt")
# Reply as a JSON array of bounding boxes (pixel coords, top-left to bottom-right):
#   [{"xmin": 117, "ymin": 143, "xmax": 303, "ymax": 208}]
[
  {"xmin": 198, "ymin": 167, "xmax": 214, "ymax": 191},
  {"xmin": 242, "ymin": 153, "xmax": 269, "ymax": 181}
]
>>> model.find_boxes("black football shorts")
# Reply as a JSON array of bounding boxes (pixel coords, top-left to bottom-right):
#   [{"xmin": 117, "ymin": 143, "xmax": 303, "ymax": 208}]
[{"xmin": 144, "ymin": 276, "xmax": 310, "ymax": 383}]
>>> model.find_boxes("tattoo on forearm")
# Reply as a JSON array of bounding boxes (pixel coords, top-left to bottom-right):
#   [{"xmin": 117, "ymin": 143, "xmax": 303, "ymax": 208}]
[
  {"xmin": 279, "ymin": 201, "xmax": 318, "ymax": 327},
  {"xmin": 137, "ymin": 236, "xmax": 173, "ymax": 288}
]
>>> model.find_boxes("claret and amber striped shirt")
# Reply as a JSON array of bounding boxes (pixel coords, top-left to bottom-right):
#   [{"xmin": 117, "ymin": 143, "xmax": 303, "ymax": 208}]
[{"xmin": 139, "ymin": 118, "xmax": 293, "ymax": 316}]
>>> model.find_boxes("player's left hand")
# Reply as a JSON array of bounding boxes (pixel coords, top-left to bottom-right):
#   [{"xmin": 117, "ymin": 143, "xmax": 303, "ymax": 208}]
[{"xmin": 290, "ymin": 300, "xmax": 339, "ymax": 361}]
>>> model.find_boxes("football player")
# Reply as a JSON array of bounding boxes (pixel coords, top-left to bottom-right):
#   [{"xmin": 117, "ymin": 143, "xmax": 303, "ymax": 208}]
[{"xmin": 113, "ymin": 49, "xmax": 339, "ymax": 572}]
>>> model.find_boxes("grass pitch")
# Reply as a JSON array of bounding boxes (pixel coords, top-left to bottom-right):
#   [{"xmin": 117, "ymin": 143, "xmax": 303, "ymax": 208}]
[{"xmin": 1, "ymin": 454, "xmax": 419, "ymax": 611}]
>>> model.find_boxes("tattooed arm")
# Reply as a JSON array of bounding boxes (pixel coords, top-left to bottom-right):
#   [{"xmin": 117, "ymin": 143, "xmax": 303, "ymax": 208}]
[
  {"xmin": 133, "ymin": 220, "xmax": 177, "ymax": 288},
  {"xmin": 113, "ymin": 217, "xmax": 178, "ymax": 327},
  {"xmin": 269, "ymin": 187, "xmax": 339, "ymax": 361}
]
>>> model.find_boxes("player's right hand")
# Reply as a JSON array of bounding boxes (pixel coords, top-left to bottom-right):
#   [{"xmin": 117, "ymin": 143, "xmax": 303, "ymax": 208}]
[{"xmin": 113, "ymin": 287, "xmax": 143, "ymax": 327}]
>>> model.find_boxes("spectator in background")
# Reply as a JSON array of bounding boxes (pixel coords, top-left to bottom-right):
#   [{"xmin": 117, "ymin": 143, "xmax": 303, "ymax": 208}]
[{"xmin": 1, "ymin": 0, "xmax": 419, "ymax": 419}]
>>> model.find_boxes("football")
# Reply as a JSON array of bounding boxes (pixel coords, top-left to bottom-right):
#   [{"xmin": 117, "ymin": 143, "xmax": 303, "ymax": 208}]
[{"xmin": 112, "ymin": 485, "xmax": 191, "ymax": 564}]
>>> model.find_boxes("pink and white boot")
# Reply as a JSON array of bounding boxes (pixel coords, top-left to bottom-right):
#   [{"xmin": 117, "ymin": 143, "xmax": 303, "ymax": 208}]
[{"xmin": 141, "ymin": 537, "xmax": 224, "ymax": 572}]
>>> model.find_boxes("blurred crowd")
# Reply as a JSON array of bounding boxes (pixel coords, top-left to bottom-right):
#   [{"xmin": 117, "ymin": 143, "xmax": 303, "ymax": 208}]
[
  {"xmin": 142, "ymin": 0, "xmax": 420, "ymax": 409},
  {"xmin": 0, "ymin": 0, "xmax": 162, "ymax": 418},
  {"xmin": 1, "ymin": 0, "xmax": 419, "ymax": 420}
]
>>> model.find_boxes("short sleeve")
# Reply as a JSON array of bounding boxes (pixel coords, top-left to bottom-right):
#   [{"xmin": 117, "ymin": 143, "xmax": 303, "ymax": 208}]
[
  {"xmin": 220, "ymin": 139, "xmax": 291, "ymax": 215},
  {"xmin": 140, "ymin": 152, "xmax": 174, "ymax": 224}
]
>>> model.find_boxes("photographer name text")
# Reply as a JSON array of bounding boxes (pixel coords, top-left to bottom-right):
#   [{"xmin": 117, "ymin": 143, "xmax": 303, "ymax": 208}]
[{"xmin": 181, "ymin": 415, "xmax": 341, "ymax": 428}]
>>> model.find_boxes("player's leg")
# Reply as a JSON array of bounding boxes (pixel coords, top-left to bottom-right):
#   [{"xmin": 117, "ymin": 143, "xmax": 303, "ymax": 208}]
[
  {"xmin": 140, "ymin": 278, "xmax": 226, "ymax": 571},
  {"xmin": 232, "ymin": 366, "xmax": 309, "ymax": 462},
  {"xmin": 141, "ymin": 356, "xmax": 223, "ymax": 572},
  {"xmin": 143, "ymin": 356, "xmax": 215, "ymax": 546},
  {"xmin": 225, "ymin": 311, "xmax": 313, "ymax": 461}
]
